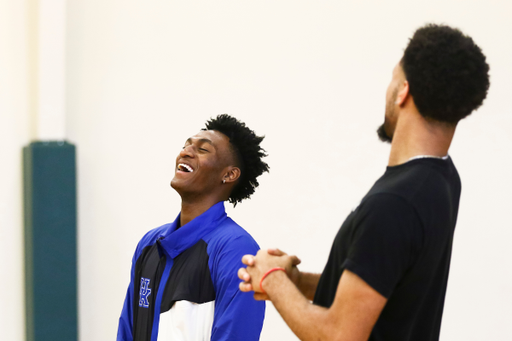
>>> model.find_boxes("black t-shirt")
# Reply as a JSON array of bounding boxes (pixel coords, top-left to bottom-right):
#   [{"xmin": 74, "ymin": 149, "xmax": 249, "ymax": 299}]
[{"xmin": 313, "ymin": 157, "xmax": 461, "ymax": 341}]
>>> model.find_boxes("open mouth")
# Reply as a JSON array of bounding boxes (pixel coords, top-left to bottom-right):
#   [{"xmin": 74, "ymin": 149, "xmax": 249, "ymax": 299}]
[{"xmin": 177, "ymin": 163, "xmax": 194, "ymax": 173}]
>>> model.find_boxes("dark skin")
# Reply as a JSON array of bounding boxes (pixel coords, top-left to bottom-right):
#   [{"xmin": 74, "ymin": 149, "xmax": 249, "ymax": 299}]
[{"xmin": 170, "ymin": 130, "xmax": 241, "ymax": 226}]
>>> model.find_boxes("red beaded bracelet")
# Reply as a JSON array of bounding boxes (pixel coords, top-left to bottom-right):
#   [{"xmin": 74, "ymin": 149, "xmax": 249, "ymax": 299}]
[{"xmin": 259, "ymin": 267, "xmax": 286, "ymax": 294}]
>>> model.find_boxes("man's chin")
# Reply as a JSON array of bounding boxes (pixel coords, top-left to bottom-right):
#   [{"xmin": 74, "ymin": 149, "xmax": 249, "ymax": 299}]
[
  {"xmin": 377, "ymin": 123, "xmax": 392, "ymax": 143},
  {"xmin": 170, "ymin": 178, "xmax": 181, "ymax": 191}
]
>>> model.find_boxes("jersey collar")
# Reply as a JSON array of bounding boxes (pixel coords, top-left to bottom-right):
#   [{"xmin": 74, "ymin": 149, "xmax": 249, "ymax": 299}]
[{"xmin": 158, "ymin": 201, "xmax": 227, "ymax": 258}]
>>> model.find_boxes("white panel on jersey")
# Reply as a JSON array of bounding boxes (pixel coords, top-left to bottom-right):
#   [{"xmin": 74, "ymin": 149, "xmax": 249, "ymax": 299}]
[{"xmin": 157, "ymin": 300, "xmax": 215, "ymax": 341}]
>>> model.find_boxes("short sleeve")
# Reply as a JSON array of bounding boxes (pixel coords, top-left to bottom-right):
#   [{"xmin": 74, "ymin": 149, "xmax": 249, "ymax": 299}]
[
  {"xmin": 208, "ymin": 235, "xmax": 265, "ymax": 341},
  {"xmin": 343, "ymin": 194, "xmax": 423, "ymax": 298}
]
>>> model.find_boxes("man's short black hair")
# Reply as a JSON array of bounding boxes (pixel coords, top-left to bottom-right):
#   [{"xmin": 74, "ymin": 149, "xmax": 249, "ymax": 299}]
[
  {"xmin": 402, "ymin": 24, "xmax": 490, "ymax": 124},
  {"xmin": 204, "ymin": 114, "xmax": 269, "ymax": 205}
]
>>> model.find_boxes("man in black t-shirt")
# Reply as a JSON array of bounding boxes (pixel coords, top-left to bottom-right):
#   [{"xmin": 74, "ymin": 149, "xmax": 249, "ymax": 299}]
[{"xmin": 238, "ymin": 24, "xmax": 490, "ymax": 341}]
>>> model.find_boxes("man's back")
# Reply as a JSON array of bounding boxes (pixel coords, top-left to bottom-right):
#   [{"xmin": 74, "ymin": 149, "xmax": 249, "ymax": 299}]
[{"xmin": 314, "ymin": 157, "xmax": 461, "ymax": 340}]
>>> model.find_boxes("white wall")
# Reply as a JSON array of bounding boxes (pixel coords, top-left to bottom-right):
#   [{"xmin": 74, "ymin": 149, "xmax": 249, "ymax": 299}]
[
  {"xmin": 2, "ymin": 1, "xmax": 511, "ymax": 340},
  {"xmin": 0, "ymin": 0, "xmax": 32, "ymax": 340}
]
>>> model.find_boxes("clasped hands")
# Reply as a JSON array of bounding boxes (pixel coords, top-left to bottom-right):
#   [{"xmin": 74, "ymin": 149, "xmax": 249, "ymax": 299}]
[{"xmin": 238, "ymin": 248, "xmax": 301, "ymax": 300}]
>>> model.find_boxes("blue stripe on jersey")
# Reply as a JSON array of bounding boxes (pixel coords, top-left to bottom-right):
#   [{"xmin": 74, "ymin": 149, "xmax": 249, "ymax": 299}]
[{"xmin": 150, "ymin": 258, "xmax": 173, "ymax": 341}]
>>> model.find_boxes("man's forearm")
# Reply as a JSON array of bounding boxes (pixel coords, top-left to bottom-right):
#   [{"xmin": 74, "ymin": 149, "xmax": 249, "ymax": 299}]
[
  {"xmin": 240, "ymin": 251, "xmax": 386, "ymax": 341},
  {"xmin": 264, "ymin": 271, "xmax": 338, "ymax": 341},
  {"xmin": 296, "ymin": 272, "xmax": 321, "ymax": 301}
]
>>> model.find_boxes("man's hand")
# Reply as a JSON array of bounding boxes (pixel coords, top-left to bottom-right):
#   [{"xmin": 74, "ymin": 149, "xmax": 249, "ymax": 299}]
[
  {"xmin": 240, "ymin": 249, "xmax": 387, "ymax": 341},
  {"xmin": 268, "ymin": 248, "xmax": 302, "ymax": 285},
  {"xmin": 238, "ymin": 248, "xmax": 301, "ymax": 300}
]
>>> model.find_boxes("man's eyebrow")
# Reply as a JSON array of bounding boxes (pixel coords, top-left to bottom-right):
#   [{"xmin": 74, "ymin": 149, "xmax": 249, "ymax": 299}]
[{"xmin": 185, "ymin": 137, "xmax": 216, "ymax": 149}]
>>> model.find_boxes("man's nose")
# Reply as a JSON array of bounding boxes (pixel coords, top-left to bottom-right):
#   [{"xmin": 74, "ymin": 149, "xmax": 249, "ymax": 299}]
[{"xmin": 179, "ymin": 145, "xmax": 195, "ymax": 158}]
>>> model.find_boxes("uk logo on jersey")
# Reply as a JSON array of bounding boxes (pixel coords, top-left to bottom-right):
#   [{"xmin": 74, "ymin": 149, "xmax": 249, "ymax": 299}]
[{"xmin": 139, "ymin": 277, "xmax": 152, "ymax": 308}]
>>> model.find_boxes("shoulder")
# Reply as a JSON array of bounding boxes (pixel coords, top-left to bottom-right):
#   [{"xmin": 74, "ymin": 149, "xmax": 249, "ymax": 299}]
[
  {"xmin": 369, "ymin": 159, "xmax": 460, "ymax": 207},
  {"xmin": 205, "ymin": 217, "xmax": 260, "ymax": 251},
  {"xmin": 133, "ymin": 223, "xmax": 170, "ymax": 258},
  {"xmin": 204, "ymin": 217, "xmax": 260, "ymax": 267}
]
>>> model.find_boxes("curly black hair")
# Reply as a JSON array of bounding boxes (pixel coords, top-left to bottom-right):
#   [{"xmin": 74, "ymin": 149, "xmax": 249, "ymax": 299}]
[
  {"xmin": 204, "ymin": 114, "xmax": 269, "ymax": 205},
  {"xmin": 401, "ymin": 24, "xmax": 490, "ymax": 124}
]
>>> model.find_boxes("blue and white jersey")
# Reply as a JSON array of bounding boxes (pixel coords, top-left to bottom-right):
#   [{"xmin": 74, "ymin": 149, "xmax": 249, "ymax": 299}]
[{"xmin": 117, "ymin": 202, "xmax": 265, "ymax": 341}]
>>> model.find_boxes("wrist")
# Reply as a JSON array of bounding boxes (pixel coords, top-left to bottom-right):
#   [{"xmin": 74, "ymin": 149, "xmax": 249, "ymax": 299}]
[
  {"xmin": 260, "ymin": 267, "xmax": 286, "ymax": 294},
  {"xmin": 294, "ymin": 269, "xmax": 303, "ymax": 287}
]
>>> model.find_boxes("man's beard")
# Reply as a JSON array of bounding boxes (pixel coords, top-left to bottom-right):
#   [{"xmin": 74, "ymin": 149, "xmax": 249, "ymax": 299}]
[
  {"xmin": 377, "ymin": 123, "xmax": 392, "ymax": 143},
  {"xmin": 378, "ymin": 87, "xmax": 397, "ymax": 143}
]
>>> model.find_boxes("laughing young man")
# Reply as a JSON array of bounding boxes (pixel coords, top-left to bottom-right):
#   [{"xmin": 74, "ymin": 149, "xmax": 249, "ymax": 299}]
[
  {"xmin": 239, "ymin": 24, "xmax": 490, "ymax": 341},
  {"xmin": 117, "ymin": 114, "xmax": 268, "ymax": 341}
]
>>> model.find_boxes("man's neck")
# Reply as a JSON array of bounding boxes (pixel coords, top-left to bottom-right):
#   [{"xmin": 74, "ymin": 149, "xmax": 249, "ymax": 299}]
[
  {"xmin": 388, "ymin": 109, "xmax": 456, "ymax": 167},
  {"xmin": 179, "ymin": 196, "xmax": 222, "ymax": 227}
]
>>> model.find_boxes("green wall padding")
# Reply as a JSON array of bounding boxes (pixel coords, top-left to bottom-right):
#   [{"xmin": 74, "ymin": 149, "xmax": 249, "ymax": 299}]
[{"xmin": 23, "ymin": 141, "xmax": 77, "ymax": 341}]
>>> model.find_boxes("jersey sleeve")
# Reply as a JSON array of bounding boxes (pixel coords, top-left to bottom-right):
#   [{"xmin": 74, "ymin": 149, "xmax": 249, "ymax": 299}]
[
  {"xmin": 117, "ymin": 283, "xmax": 134, "ymax": 341},
  {"xmin": 209, "ymin": 235, "xmax": 265, "ymax": 341},
  {"xmin": 343, "ymin": 194, "xmax": 423, "ymax": 298}
]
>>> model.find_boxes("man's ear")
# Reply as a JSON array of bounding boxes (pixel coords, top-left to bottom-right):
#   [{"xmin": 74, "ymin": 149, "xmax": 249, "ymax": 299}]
[
  {"xmin": 396, "ymin": 80, "xmax": 410, "ymax": 107},
  {"xmin": 223, "ymin": 166, "xmax": 241, "ymax": 184}
]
